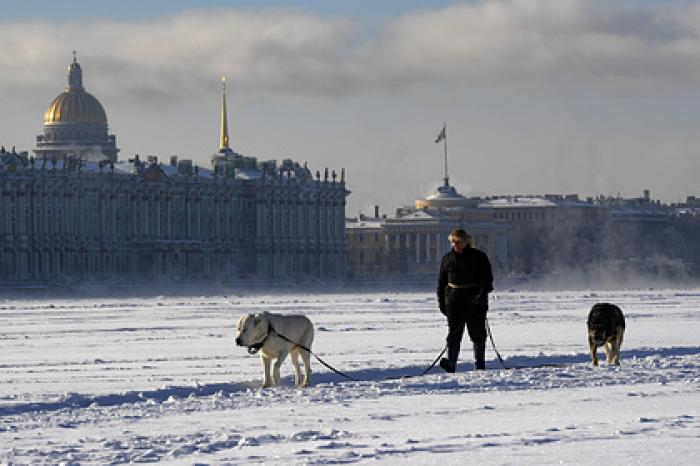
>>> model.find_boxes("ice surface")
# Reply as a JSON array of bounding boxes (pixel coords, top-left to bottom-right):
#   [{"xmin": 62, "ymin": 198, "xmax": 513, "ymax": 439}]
[{"xmin": 1, "ymin": 290, "xmax": 698, "ymax": 464}]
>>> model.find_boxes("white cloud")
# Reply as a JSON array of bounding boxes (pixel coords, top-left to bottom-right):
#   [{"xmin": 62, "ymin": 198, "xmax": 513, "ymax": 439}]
[
  {"xmin": 0, "ymin": 8, "xmax": 356, "ymax": 100},
  {"xmin": 363, "ymin": 0, "xmax": 700, "ymax": 93},
  {"xmin": 3, "ymin": 1, "xmax": 700, "ymax": 102}
]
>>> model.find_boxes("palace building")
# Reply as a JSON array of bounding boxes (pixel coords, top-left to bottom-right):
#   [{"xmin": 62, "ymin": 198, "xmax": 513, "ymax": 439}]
[{"xmin": 0, "ymin": 56, "xmax": 347, "ymax": 285}]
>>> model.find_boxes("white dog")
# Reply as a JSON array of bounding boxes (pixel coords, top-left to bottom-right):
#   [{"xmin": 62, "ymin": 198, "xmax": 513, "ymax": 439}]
[{"xmin": 236, "ymin": 312, "xmax": 314, "ymax": 388}]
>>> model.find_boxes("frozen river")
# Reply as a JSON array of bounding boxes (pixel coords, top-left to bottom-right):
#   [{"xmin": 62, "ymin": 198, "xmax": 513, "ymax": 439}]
[{"xmin": 1, "ymin": 289, "xmax": 698, "ymax": 464}]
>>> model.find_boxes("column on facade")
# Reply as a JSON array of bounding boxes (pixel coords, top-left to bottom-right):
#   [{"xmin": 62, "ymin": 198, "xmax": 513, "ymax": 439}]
[
  {"xmin": 222, "ymin": 194, "xmax": 228, "ymax": 240},
  {"xmin": 185, "ymin": 192, "xmax": 192, "ymax": 239},
  {"xmin": 283, "ymin": 190, "xmax": 290, "ymax": 241},
  {"xmin": 165, "ymin": 192, "xmax": 171, "ymax": 239},
  {"xmin": 272, "ymin": 192, "xmax": 279, "ymax": 238},
  {"xmin": 433, "ymin": 233, "xmax": 439, "ymax": 260},
  {"xmin": 224, "ymin": 192, "xmax": 230, "ymax": 240},
  {"xmin": 18, "ymin": 185, "xmax": 25, "ymax": 235},
  {"xmin": 316, "ymin": 195, "xmax": 322, "ymax": 245},
  {"xmin": 208, "ymin": 193, "xmax": 214, "ymax": 241},
  {"xmin": 0, "ymin": 191, "xmax": 5, "ymax": 234},
  {"xmin": 99, "ymin": 192, "xmax": 105, "ymax": 238},
  {"xmin": 131, "ymin": 194, "xmax": 137, "ymax": 238},
  {"xmin": 151, "ymin": 192, "xmax": 158, "ymax": 239},
  {"xmin": 108, "ymin": 191, "xmax": 114, "ymax": 238},
  {"xmin": 298, "ymin": 194, "xmax": 304, "ymax": 243},
  {"xmin": 196, "ymin": 192, "xmax": 202, "ymax": 239},
  {"xmin": 32, "ymin": 190, "xmax": 37, "ymax": 238},
  {"xmin": 189, "ymin": 193, "xmax": 195, "ymax": 239},
  {"xmin": 154, "ymin": 191, "xmax": 161, "ymax": 238},
  {"xmin": 214, "ymin": 193, "xmax": 221, "ymax": 240},
  {"xmin": 169, "ymin": 194, "xmax": 176, "ymax": 240},
  {"xmin": 415, "ymin": 232, "xmax": 421, "ymax": 263}
]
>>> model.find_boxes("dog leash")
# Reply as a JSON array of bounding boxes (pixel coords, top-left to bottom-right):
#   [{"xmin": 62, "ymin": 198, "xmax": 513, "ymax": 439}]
[
  {"xmin": 486, "ymin": 316, "xmax": 510, "ymax": 370},
  {"xmin": 262, "ymin": 327, "xmax": 448, "ymax": 382},
  {"xmin": 266, "ymin": 327, "xmax": 359, "ymax": 382},
  {"xmin": 258, "ymin": 319, "xmax": 567, "ymax": 378},
  {"xmin": 385, "ymin": 345, "xmax": 448, "ymax": 380}
]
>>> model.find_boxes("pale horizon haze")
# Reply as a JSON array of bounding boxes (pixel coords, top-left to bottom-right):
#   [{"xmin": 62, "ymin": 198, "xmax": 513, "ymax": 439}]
[{"xmin": 2, "ymin": 0, "xmax": 700, "ymax": 216}]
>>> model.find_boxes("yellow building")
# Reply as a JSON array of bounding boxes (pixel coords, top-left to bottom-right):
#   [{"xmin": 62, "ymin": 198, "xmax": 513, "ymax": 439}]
[{"xmin": 347, "ymin": 181, "xmax": 509, "ymax": 280}]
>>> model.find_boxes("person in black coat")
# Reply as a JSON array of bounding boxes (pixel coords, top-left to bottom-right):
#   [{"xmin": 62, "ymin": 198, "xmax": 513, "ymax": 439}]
[{"xmin": 437, "ymin": 229, "xmax": 494, "ymax": 372}]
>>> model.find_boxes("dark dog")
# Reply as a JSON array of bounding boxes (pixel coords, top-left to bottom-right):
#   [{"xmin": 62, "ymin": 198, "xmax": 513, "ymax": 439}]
[{"xmin": 587, "ymin": 303, "xmax": 625, "ymax": 366}]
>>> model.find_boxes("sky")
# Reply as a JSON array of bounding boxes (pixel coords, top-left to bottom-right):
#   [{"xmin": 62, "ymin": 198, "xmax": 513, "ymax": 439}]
[{"xmin": 2, "ymin": 0, "xmax": 700, "ymax": 216}]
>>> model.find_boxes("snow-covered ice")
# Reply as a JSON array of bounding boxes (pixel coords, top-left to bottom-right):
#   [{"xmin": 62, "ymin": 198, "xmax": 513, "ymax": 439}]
[{"xmin": 1, "ymin": 289, "xmax": 698, "ymax": 464}]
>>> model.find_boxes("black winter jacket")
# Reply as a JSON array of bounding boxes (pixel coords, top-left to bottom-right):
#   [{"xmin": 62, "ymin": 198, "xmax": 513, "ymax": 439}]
[{"xmin": 437, "ymin": 247, "xmax": 494, "ymax": 311}]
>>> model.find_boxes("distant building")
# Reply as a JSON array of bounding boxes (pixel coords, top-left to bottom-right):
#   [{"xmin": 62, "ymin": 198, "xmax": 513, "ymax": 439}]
[
  {"xmin": 35, "ymin": 53, "xmax": 118, "ymax": 163},
  {"xmin": 1, "ymin": 58, "xmax": 347, "ymax": 285},
  {"xmin": 346, "ymin": 180, "xmax": 508, "ymax": 280},
  {"xmin": 348, "ymin": 182, "xmax": 692, "ymax": 279},
  {"xmin": 478, "ymin": 194, "xmax": 608, "ymax": 274}
]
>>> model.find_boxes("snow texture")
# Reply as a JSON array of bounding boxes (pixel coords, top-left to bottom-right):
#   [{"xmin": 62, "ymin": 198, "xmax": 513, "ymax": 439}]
[{"xmin": 1, "ymin": 290, "xmax": 698, "ymax": 464}]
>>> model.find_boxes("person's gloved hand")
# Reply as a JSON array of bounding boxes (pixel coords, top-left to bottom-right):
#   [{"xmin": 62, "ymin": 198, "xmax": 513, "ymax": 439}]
[{"xmin": 472, "ymin": 291, "xmax": 488, "ymax": 312}]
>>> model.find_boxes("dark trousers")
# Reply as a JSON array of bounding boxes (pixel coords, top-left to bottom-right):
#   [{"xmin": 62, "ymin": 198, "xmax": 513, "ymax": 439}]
[{"xmin": 445, "ymin": 304, "xmax": 487, "ymax": 369}]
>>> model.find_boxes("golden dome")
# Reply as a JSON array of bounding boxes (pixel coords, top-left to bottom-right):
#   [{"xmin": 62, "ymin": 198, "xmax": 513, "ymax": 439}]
[
  {"xmin": 44, "ymin": 90, "xmax": 107, "ymax": 124},
  {"xmin": 43, "ymin": 53, "xmax": 107, "ymax": 125}
]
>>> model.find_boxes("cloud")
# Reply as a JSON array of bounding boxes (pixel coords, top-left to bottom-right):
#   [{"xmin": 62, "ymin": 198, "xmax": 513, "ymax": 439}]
[
  {"xmin": 365, "ymin": 0, "xmax": 700, "ymax": 93},
  {"xmin": 0, "ymin": 8, "xmax": 356, "ymax": 101},
  {"xmin": 3, "ymin": 0, "xmax": 700, "ymax": 103}
]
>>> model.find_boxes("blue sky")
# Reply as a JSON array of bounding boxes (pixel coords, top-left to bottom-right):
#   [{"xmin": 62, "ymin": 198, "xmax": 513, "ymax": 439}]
[
  {"xmin": 2, "ymin": 0, "xmax": 462, "ymax": 20},
  {"xmin": 2, "ymin": 0, "xmax": 700, "ymax": 213},
  {"xmin": 1, "ymin": 0, "xmax": 687, "ymax": 20}
]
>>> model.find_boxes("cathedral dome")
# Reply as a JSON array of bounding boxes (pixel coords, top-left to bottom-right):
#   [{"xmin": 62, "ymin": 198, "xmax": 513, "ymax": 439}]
[
  {"xmin": 44, "ymin": 90, "xmax": 107, "ymax": 124},
  {"xmin": 35, "ymin": 53, "xmax": 118, "ymax": 163},
  {"xmin": 43, "ymin": 53, "xmax": 107, "ymax": 125}
]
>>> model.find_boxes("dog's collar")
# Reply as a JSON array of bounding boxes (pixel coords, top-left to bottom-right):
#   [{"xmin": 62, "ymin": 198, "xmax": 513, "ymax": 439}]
[{"xmin": 247, "ymin": 322, "xmax": 273, "ymax": 355}]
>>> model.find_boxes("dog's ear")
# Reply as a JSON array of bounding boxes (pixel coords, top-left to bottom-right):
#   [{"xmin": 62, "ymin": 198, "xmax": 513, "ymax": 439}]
[
  {"xmin": 239, "ymin": 314, "xmax": 254, "ymax": 329},
  {"xmin": 236, "ymin": 315, "xmax": 247, "ymax": 330}
]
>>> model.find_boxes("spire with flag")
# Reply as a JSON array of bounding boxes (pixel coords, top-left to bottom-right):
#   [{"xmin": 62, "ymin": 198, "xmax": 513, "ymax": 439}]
[
  {"xmin": 435, "ymin": 122, "xmax": 449, "ymax": 187},
  {"xmin": 435, "ymin": 124, "xmax": 446, "ymax": 144}
]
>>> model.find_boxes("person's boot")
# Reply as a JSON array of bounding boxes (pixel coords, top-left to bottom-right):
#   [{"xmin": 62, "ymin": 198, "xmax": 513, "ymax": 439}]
[
  {"xmin": 440, "ymin": 339, "xmax": 460, "ymax": 373},
  {"xmin": 473, "ymin": 341, "xmax": 486, "ymax": 370},
  {"xmin": 439, "ymin": 358, "xmax": 455, "ymax": 373}
]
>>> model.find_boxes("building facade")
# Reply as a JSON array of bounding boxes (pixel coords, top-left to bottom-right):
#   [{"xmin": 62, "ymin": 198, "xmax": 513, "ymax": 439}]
[
  {"xmin": 346, "ymin": 184, "xmax": 698, "ymax": 281},
  {"xmin": 0, "ymin": 58, "xmax": 347, "ymax": 285},
  {"xmin": 346, "ymin": 180, "xmax": 509, "ymax": 280}
]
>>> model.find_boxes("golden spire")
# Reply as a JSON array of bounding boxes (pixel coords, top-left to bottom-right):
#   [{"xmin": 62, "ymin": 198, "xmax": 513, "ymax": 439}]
[{"xmin": 220, "ymin": 76, "xmax": 230, "ymax": 150}]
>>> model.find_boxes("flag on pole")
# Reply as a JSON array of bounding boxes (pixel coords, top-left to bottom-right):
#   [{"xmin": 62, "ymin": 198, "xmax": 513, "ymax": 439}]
[{"xmin": 435, "ymin": 125, "xmax": 446, "ymax": 143}]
